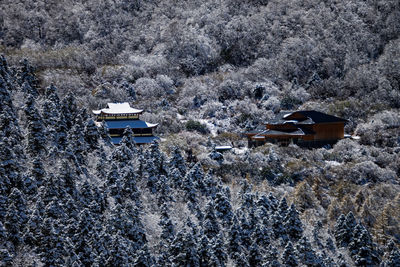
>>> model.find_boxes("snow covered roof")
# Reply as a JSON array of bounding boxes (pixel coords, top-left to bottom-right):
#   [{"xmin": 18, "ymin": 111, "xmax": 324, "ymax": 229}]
[
  {"xmin": 215, "ymin": 145, "xmax": 232, "ymax": 150},
  {"xmin": 256, "ymin": 128, "xmax": 306, "ymax": 137},
  {"xmin": 104, "ymin": 119, "xmax": 158, "ymax": 129},
  {"xmin": 92, "ymin": 102, "xmax": 143, "ymax": 115}
]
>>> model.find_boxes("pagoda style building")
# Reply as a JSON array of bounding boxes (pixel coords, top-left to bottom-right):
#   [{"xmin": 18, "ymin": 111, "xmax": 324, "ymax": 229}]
[
  {"xmin": 93, "ymin": 102, "xmax": 159, "ymax": 145},
  {"xmin": 246, "ymin": 110, "xmax": 348, "ymax": 148}
]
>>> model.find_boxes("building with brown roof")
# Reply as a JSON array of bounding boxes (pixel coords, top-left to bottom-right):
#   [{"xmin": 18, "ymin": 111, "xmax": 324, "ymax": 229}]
[{"xmin": 246, "ymin": 110, "xmax": 348, "ymax": 147}]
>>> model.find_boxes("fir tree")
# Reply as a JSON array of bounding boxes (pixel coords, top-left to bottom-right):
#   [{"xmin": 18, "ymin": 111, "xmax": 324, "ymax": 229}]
[
  {"xmin": 257, "ymin": 194, "xmax": 273, "ymax": 215},
  {"xmin": 198, "ymin": 234, "xmax": 214, "ymax": 267},
  {"xmin": 17, "ymin": 59, "xmax": 39, "ymax": 97},
  {"xmin": 278, "ymin": 197, "xmax": 289, "ymax": 218},
  {"xmin": 264, "ymin": 245, "xmax": 281, "ymax": 267},
  {"xmin": 295, "ymin": 236, "xmax": 322, "ymax": 266},
  {"xmin": 57, "ymin": 159, "xmax": 78, "ymax": 198},
  {"xmin": 106, "ymin": 234, "xmax": 135, "ymax": 266},
  {"xmin": 284, "ymin": 204, "xmax": 303, "ymax": 241},
  {"xmin": 212, "ymin": 233, "xmax": 227, "ymax": 266},
  {"xmin": 67, "ymin": 122, "xmax": 88, "ymax": 165},
  {"xmin": 61, "ymin": 92, "xmax": 79, "ymax": 129},
  {"xmin": 386, "ymin": 245, "xmax": 400, "ymax": 267},
  {"xmin": 38, "ymin": 218, "xmax": 67, "ymax": 267},
  {"xmin": 252, "ymin": 219, "xmax": 270, "ymax": 248},
  {"xmin": 202, "ymin": 200, "xmax": 220, "ymax": 240},
  {"xmin": 170, "ymin": 229, "xmax": 200, "ymax": 267},
  {"xmin": 54, "ymin": 115, "xmax": 69, "ymax": 151},
  {"xmin": 156, "ymin": 175, "xmax": 173, "ymax": 206},
  {"xmin": 271, "ymin": 208, "xmax": 286, "ymax": 240},
  {"xmin": 188, "ymin": 162, "xmax": 207, "ymax": 195},
  {"xmin": 228, "ymin": 215, "xmax": 244, "ymax": 257},
  {"xmin": 23, "ymin": 205, "xmax": 44, "ymax": 247},
  {"xmin": 106, "ymin": 163, "xmax": 123, "ymax": 203},
  {"xmin": 232, "ymin": 251, "xmax": 250, "ymax": 267},
  {"xmin": 281, "ymin": 241, "xmax": 298, "ymax": 267},
  {"xmin": 248, "ymin": 242, "xmax": 263, "ymax": 266},
  {"xmin": 169, "ymin": 146, "xmax": 187, "ymax": 178},
  {"xmin": 112, "ymin": 136, "xmax": 134, "ymax": 169},
  {"xmin": 239, "ymin": 211, "xmax": 253, "ymax": 250},
  {"xmin": 121, "ymin": 165, "xmax": 140, "ymax": 204},
  {"xmin": 214, "ymin": 187, "xmax": 233, "ymax": 227},
  {"xmin": 133, "ymin": 245, "xmax": 155, "ymax": 267},
  {"xmin": 0, "ymin": 248, "xmax": 13, "ymax": 266},
  {"xmin": 119, "ymin": 126, "xmax": 136, "ymax": 151},
  {"xmin": 349, "ymin": 223, "xmax": 380, "ymax": 266},
  {"xmin": 335, "ymin": 212, "xmax": 357, "ymax": 248},
  {"xmin": 30, "ymin": 156, "xmax": 46, "ymax": 187},
  {"xmin": 159, "ymin": 203, "xmax": 175, "ymax": 243},
  {"xmin": 44, "ymin": 84, "xmax": 61, "ymax": 107},
  {"xmin": 21, "ymin": 174, "xmax": 38, "ymax": 197},
  {"xmin": 5, "ymin": 188, "xmax": 28, "ymax": 247}
]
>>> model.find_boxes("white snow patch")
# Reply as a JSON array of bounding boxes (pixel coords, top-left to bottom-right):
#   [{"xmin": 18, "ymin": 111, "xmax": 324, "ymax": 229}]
[{"xmin": 325, "ymin": 160, "xmax": 342, "ymax": 166}]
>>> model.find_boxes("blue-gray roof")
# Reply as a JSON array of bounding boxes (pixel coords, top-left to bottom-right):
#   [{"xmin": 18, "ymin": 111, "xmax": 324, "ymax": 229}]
[
  {"xmin": 111, "ymin": 136, "xmax": 160, "ymax": 144},
  {"xmin": 104, "ymin": 119, "xmax": 158, "ymax": 129}
]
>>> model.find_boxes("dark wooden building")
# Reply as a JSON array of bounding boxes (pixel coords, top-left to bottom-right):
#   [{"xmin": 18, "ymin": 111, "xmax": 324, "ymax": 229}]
[
  {"xmin": 246, "ymin": 110, "xmax": 348, "ymax": 147},
  {"xmin": 93, "ymin": 102, "xmax": 159, "ymax": 145}
]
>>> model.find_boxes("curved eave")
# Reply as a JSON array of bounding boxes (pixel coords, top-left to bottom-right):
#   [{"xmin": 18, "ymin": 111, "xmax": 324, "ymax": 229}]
[
  {"xmin": 92, "ymin": 110, "xmax": 143, "ymax": 115},
  {"xmin": 104, "ymin": 120, "xmax": 158, "ymax": 129}
]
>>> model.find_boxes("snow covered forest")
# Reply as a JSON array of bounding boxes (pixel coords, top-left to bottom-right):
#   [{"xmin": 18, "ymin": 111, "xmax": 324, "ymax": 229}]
[{"xmin": 1, "ymin": 0, "xmax": 400, "ymax": 266}]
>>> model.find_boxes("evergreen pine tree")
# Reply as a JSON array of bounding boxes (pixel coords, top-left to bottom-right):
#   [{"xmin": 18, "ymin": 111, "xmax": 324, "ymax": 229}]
[
  {"xmin": 202, "ymin": 200, "xmax": 220, "ymax": 240},
  {"xmin": 349, "ymin": 223, "xmax": 380, "ymax": 266},
  {"xmin": 112, "ymin": 136, "xmax": 134, "ymax": 169},
  {"xmin": 4, "ymin": 188, "xmax": 28, "ymax": 247},
  {"xmin": 133, "ymin": 245, "xmax": 155, "ymax": 266},
  {"xmin": 281, "ymin": 241, "xmax": 298, "ymax": 267},
  {"xmin": 44, "ymin": 84, "xmax": 61, "ymax": 107},
  {"xmin": 119, "ymin": 126, "xmax": 136, "ymax": 151},
  {"xmin": 284, "ymin": 204, "xmax": 303, "ymax": 241},
  {"xmin": 24, "ymin": 96, "xmax": 47, "ymax": 156},
  {"xmin": 295, "ymin": 236, "xmax": 322, "ymax": 266},
  {"xmin": 38, "ymin": 218, "xmax": 67, "ymax": 266},
  {"xmin": 335, "ymin": 212, "xmax": 357, "ymax": 248},
  {"xmin": 159, "ymin": 203, "xmax": 175, "ymax": 243},
  {"xmin": 188, "ymin": 162, "xmax": 207, "ymax": 195},
  {"xmin": 57, "ymin": 159, "xmax": 78, "ymax": 198},
  {"xmin": 156, "ymin": 175, "xmax": 173, "ymax": 206},
  {"xmin": 248, "ymin": 242, "xmax": 263, "ymax": 266},
  {"xmin": 271, "ymin": 208, "xmax": 286, "ymax": 240},
  {"xmin": 239, "ymin": 211, "xmax": 253, "ymax": 250},
  {"xmin": 228, "ymin": 215, "xmax": 244, "ymax": 257},
  {"xmin": 252, "ymin": 219, "xmax": 270, "ymax": 248},
  {"xmin": 61, "ymin": 92, "xmax": 79, "ymax": 129},
  {"xmin": 278, "ymin": 197, "xmax": 289, "ymax": 218},
  {"xmin": 23, "ymin": 204, "xmax": 43, "ymax": 247},
  {"xmin": 214, "ymin": 186, "xmax": 233, "ymax": 227},
  {"xmin": 169, "ymin": 146, "xmax": 187, "ymax": 178},
  {"xmin": 264, "ymin": 245, "xmax": 281, "ymax": 267},
  {"xmin": 121, "ymin": 165, "xmax": 140, "ymax": 204},
  {"xmin": 198, "ymin": 234, "xmax": 214, "ymax": 267},
  {"xmin": 30, "ymin": 156, "xmax": 46, "ymax": 187},
  {"xmin": 386, "ymin": 245, "xmax": 400, "ymax": 267},
  {"xmin": 0, "ymin": 248, "xmax": 13, "ymax": 266},
  {"xmin": 257, "ymin": 194, "xmax": 273, "ymax": 216},
  {"xmin": 106, "ymin": 234, "xmax": 135, "ymax": 266},
  {"xmin": 67, "ymin": 123, "xmax": 88, "ymax": 166},
  {"xmin": 68, "ymin": 208, "xmax": 97, "ymax": 266},
  {"xmin": 106, "ymin": 163, "xmax": 123, "ymax": 203},
  {"xmin": 232, "ymin": 251, "xmax": 250, "ymax": 267},
  {"xmin": 17, "ymin": 59, "xmax": 39, "ymax": 97},
  {"xmin": 170, "ymin": 229, "xmax": 200, "ymax": 267},
  {"xmin": 212, "ymin": 233, "xmax": 227, "ymax": 266}
]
